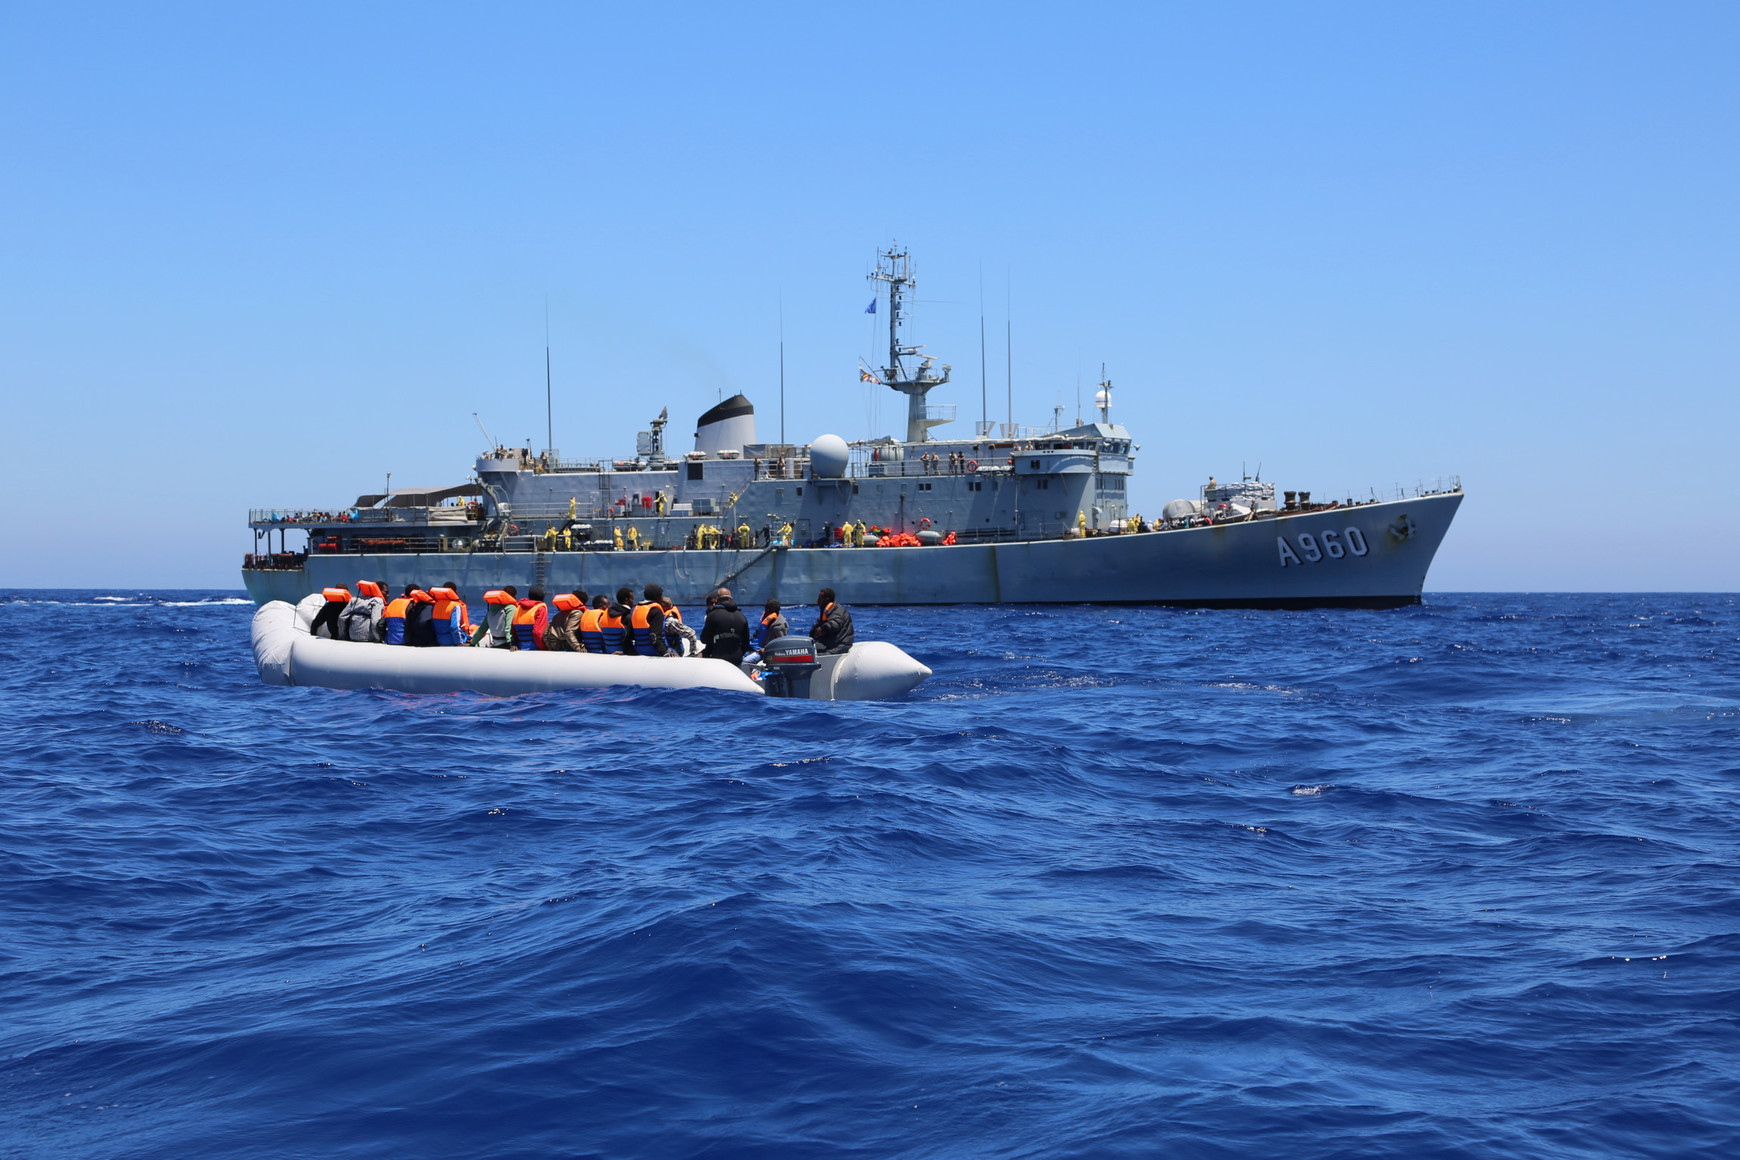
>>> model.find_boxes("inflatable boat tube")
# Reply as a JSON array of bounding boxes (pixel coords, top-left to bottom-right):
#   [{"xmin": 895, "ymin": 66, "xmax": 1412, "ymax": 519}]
[
  {"xmin": 254, "ymin": 599, "xmax": 931, "ymax": 700},
  {"xmin": 255, "ymin": 599, "xmax": 761, "ymax": 696}
]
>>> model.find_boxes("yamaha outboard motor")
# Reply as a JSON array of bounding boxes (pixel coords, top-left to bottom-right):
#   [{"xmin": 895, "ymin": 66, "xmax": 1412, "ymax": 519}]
[{"xmin": 762, "ymin": 636, "xmax": 821, "ymax": 699}]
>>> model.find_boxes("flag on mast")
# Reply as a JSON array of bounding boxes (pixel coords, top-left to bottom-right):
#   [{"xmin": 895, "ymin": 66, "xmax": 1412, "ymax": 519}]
[{"xmin": 864, "ymin": 298, "xmax": 877, "ymax": 314}]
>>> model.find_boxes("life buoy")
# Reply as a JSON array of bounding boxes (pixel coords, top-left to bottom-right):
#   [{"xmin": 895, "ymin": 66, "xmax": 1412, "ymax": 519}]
[
  {"xmin": 918, "ymin": 517, "xmax": 932, "ymax": 530},
  {"xmin": 966, "ymin": 459, "xmax": 977, "ymax": 473},
  {"xmin": 506, "ymin": 523, "xmax": 520, "ymax": 535}
]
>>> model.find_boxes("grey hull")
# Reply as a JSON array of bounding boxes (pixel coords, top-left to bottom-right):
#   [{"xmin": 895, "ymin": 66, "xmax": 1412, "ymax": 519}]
[{"xmin": 243, "ymin": 492, "xmax": 1461, "ymax": 609}]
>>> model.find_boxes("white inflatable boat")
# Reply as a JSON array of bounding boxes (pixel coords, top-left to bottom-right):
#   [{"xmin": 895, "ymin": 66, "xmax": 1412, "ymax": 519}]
[{"xmin": 250, "ymin": 597, "xmax": 930, "ymax": 701}]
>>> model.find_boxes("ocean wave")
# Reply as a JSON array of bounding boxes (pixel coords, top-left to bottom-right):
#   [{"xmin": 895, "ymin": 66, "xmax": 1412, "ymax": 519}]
[{"xmin": 1, "ymin": 591, "xmax": 1737, "ymax": 1157}]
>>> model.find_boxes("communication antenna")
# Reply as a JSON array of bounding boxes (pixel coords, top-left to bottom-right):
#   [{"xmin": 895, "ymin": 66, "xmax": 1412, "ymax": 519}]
[
  {"xmin": 544, "ymin": 297, "xmax": 553, "ymax": 455},
  {"xmin": 979, "ymin": 269, "xmax": 987, "ymax": 435},
  {"xmin": 779, "ymin": 292, "xmax": 786, "ymax": 445},
  {"xmin": 473, "ymin": 412, "xmax": 497, "ymax": 450},
  {"xmin": 1005, "ymin": 276, "xmax": 1012, "ymax": 436}
]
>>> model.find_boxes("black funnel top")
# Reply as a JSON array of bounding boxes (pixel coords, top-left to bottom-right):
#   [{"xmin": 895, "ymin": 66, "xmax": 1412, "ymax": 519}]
[{"xmin": 696, "ymin": 394, "xmax": 754, "ymax": 427}]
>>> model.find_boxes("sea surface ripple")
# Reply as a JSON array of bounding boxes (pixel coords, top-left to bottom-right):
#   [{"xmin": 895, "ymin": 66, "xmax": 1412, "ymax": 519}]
[{"xmin": 2, "ymin": 591, "xmax": 1737, "ymax": 1159}]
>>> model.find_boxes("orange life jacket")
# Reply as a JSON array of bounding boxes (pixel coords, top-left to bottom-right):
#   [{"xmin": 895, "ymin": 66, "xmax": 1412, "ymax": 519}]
[
  {"xmin": 579, "ymin": 607, "xmax": 606, "ymax": 652},
  {"xmin": 599, "ymin": 609, "xmax": 626, "ymax": 653}
]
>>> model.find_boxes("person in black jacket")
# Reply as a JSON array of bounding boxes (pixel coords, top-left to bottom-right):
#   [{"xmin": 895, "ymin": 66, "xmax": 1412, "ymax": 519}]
[
  {"xmin": 700, "ymin": 586, "xmax": 750, "ymax": 664},
  {"xmin": 405, "ymin": 586, "xmax": 439, "ymax": 647},
  {"xmin": 810, "ymin": 587, "xmax": 854, "ymax": 655}
]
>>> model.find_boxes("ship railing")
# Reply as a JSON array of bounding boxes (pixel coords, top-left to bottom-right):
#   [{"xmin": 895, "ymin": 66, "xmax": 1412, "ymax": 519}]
[
  {"xmin": 249, "ymin": 507, "xmax": 362, "ymax": 526},
  {"xmin": 1305, "ymin": 476, "xmax": 1463, "ymax": 507},
  {"xmin": 750, "ymin": 457, "xmax": 807, "ymax": 480},
  {"xmin": 853, "ymin": 455, "xmax": 996, "ymax": 479},
  {"xmin": 920, "ymin": 404, "xmax": 957, "ymax": 423},
  {"xmin": 243, "ymin": 552, "xmax": 309, "ymax": 570}
]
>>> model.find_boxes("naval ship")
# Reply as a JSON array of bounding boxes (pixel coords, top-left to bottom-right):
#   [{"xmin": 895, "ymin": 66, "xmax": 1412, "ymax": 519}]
[{"xmin": 243, "ymin": 247, "xmax": 1462, "ymax": 608}]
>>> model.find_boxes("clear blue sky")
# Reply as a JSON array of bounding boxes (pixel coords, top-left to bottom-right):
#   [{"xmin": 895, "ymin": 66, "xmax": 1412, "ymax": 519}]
[{"xmin": 3, "ymin": 3, "xmax": 1735, "ymax": 590}]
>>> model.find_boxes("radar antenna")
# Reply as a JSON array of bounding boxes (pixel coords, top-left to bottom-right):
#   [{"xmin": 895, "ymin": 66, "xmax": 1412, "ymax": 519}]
[{"xmin": 869, "ymin": 244, "xmax": 952, "ymax": 442}]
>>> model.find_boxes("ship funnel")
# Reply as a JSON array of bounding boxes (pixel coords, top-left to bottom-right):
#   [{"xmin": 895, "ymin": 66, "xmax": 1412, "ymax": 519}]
[{"xmin": 694, "ymin": 394, "xmax": 756, "ymax": 455}]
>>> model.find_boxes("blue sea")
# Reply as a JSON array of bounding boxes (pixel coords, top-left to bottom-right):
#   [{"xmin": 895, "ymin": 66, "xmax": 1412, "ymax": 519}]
[{"xmin": 2, "ymin": 591, "xmax": 1737, "ymax": 1159}]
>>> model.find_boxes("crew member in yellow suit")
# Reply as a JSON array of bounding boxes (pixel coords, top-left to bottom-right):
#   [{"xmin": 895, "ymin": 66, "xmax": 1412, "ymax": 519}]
[
  {"xmin": 613, "ymin": 526, "xmax": 624, "ymax": 551},
  {"xmin": 627, "ymin": 526, "xmax": 640, "ymax": 550}
]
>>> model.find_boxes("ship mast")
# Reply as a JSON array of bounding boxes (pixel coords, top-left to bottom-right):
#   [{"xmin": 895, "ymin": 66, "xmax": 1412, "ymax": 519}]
[{"xmin": 869, "ymin": 244, "xmax": 952, "ymax": 443}]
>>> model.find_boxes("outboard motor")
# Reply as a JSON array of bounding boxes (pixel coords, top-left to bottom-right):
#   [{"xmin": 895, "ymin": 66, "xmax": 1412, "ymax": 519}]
[{"xmin": 761, "ymin": 635, "xmax": 821, "ymax": 699}]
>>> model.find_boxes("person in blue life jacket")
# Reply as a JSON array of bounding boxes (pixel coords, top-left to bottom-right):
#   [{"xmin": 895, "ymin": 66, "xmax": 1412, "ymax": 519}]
[
  {"xmin": 428, "ymin": 583, "xmax": 470, "ymax": 646},
  {"xmin": 579, "ymin": 594, "xmax": 610, "ymax": 653},
  {"xmin": 598, "ymin": 588, "xmax": 633, "ymax": 654},
  {"xmin": 381, "ymin": 584, "xmax": 418, "ymax": 645},
  {"xmin": 512, "ymin": 586, "xmax": 549, "ymax": 650},
  {"xmin": 626, "ymin": 583, "xmax": 670, "ymax": 656}
]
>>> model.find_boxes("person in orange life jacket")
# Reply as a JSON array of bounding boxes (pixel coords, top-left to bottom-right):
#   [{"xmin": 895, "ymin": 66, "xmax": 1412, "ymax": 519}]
[
  {"xmin": 309, "ymin": 587, "xmax": 351, "ymax": 639},
  {"xmin": 750, "ymin": 599, "xmax": 788, "ymax": 652},
  {"xmin": 598, "ymin": 588, "xmax": 632, "ymax": 654},
  {"xmin": 546, "ymin": 590, "xmax": 588, "ymax": 652},
  {"xmin": 579, "ymin": 594, "xmax": 610, "ymax": 653},
  {"xmin": 512, "ymin": 586, "xmax": 549, "ymax": 650},
  {"xmin": 381, "ymin": 584, "xmax": 418, "ymax": 645},
  {"xmin": 339, "ymin": 580, "xmax": 387, "ymax": 642},
  {"xmin": 626, "ymin": 583, "xmax": 670, "ymax": 656},
  {"xmin": 471, "ymin": 585, "xmax": 518, "ymax": 646},
  {"xmin": 404, "ymin": 586, "xmax": 438, "ymax": 647},
  {"xmin": 429, "ymin": 583, "xmax": 470, "ymax": 646},
  {"xmin": 810, "ymin": 587, "xmax": 854, "ymax": 655}
]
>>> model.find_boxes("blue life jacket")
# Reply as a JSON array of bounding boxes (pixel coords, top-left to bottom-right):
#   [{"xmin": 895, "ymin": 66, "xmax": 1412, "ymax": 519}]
[{"xmin": 382, "ymin": 596, "xmax": 411, "ymax": 645}]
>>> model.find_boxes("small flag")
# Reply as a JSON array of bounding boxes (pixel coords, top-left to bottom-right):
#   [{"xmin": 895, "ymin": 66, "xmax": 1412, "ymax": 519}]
[
  {"xmin": 860, "ymin": 370, "xmax": 881, "ymax": 384},
  {"xmin": 864, "ymin": 298, "xmax": 877, "ymax": 314}
]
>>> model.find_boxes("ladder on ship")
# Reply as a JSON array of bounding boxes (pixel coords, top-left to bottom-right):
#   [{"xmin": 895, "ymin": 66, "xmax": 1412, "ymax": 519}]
[
  {"xmin": 534, "ymin": 550, "xmax": 548, "ymax": 590},
  {"xmin": 715, "ymin": 543, "xmax": 780, "ymax": 593}
]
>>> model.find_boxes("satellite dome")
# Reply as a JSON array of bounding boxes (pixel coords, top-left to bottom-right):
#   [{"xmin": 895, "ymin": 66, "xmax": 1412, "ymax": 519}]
[
  {"xmin": 809, "ymin": 433, "xmax": 849, "ymax": 478},
  {"xmin": 1094, "ymin": 389, "xmax": 1111, "ymax": 410}
]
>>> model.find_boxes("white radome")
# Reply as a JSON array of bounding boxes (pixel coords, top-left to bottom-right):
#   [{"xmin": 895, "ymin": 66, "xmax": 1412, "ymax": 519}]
[{"xmin": 809, "ymin": 433, "xmax": 850, "ymax": 478}]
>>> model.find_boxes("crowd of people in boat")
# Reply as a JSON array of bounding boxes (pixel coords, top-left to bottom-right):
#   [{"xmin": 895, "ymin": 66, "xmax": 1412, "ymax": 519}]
[{"xmin": 307, "ymin": 581, "xmax": 855, "ymax": 665}]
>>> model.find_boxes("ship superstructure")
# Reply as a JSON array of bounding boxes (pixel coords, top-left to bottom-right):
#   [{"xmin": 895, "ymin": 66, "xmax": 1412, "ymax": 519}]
[{"xmin": 244, "ymin": 247, "xmax": 1461, "ymax": 608}]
